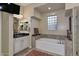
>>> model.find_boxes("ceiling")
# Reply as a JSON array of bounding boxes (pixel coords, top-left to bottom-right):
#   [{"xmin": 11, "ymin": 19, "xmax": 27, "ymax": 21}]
[
  {"xmin": 15, "ymin": 3, "xmax": 65, "ymax": 13},
  {"xmin": 35, "ymin": 3, "xmax": 65, "ymax": 13},
  {"xmin": 15, "ymin": 3, "xmax": 31, "ymax": 6},
  {"xmin": 16, "ymin": 3, "xmax": 46, "ymax": 7}
]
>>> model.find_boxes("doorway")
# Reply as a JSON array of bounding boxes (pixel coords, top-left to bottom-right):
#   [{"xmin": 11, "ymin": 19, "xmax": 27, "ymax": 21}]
[{"xmin": 65, "ymin": 9, "xmax": 73, "ymax": 56}]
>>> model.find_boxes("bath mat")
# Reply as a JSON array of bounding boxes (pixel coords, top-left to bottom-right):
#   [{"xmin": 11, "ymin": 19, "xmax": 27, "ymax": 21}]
[{"xmin": 26, "ymin": 49, "xmax": 52, "ymax": 56}]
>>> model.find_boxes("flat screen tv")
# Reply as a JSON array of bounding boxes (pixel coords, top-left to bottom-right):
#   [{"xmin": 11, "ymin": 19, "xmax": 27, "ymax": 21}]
[{"xmin": 0, "ymin": 3, "xmax": 20, "ymax": 14}]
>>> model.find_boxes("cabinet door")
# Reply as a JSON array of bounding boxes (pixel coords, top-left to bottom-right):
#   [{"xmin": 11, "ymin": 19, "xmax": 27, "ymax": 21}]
[
  {"xmin": 21, "ymin": 37, "xmax": 27, "ymax": 50},
  {"xmin": 20, "ymin": 38, "xmax": 24, "ymax": 51},
  {"xmin": 19, "ymin": 37, "xmax": 28, "ymax": 50},
  {"xmin": 23, "ymin": 37, "xmax": 28, "ymax": 49},
  {"xmin": 14, "ymin": 38, "xmax": 22, "ymax": 53}
]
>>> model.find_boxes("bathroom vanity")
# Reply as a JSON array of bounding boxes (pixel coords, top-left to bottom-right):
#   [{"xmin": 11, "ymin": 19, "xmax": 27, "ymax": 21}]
[{"xmin": 13, "ymin": 17, "xmax": 30, "ymax": 54}]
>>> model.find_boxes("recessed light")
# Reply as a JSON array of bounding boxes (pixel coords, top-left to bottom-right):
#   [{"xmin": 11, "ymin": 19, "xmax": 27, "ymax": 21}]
[
  {"xmin": 48, "ymin": 7, "xmax": 51, "ymax": 10},
  {"xmin": 0, "ymin": 6, "xmax": 2, "ymax": 9}
]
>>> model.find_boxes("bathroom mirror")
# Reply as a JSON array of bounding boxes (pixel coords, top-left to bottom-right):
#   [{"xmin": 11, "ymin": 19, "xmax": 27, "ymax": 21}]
[
  {"xmin": 13, "ymin": 17, "xmax": 29, "ymax": 33},
  {"xmin": 19, "ymin": 21, "xmax": 29, "ymax": 31}
]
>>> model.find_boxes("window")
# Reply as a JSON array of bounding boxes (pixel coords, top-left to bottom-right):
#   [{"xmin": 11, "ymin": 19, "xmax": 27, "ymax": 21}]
[{"xmin": 48, "ymin": 15, "xmax": 57, "ymax": 30}]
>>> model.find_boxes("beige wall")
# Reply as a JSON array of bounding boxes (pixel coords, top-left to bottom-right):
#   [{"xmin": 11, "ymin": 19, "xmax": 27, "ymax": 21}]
[
  {"xmin": 34, "ymin": 9, "xmax": 42, "ymax": 20},
  {"xmin": 40, "ymin": 9, "xmax": 68, "ymax": 35},
  {"xmin": 21, "ymin": 5, "xmax": 34, "ymax": 25},
  {"xmin": 24, "ymin": 5, "xmax": 34, "ymax": 19}
]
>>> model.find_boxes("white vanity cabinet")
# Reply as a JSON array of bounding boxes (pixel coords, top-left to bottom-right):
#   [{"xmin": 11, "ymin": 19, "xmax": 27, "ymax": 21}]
[{"xmin": 14, "ymin": 36, "xmax": 29, "ymax": 54}]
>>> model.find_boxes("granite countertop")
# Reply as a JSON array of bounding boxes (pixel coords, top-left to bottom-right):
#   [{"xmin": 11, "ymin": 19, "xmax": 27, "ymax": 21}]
[{"xmin": 13, "ymin": 33, "xmax": 29, "ymax": 38}]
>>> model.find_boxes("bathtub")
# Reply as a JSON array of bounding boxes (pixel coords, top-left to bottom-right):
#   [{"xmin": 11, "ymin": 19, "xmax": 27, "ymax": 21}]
[{"xmin": 36, "ymin": 38, "xmax": 65, "ymax": 55}]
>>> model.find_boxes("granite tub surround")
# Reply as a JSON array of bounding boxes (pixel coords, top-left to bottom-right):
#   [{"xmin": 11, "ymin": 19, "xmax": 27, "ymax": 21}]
[
  {"xmin": 40, "ymin": 34, "xmax": 67, "ymax": 40},
  {"xmin": 32, "ymin": 34, "xmax": 66, "ymax": 50}
]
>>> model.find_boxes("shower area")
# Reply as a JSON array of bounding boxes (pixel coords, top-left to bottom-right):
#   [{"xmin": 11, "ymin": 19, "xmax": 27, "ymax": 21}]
[
  {"xmin": 31, "ymin": 26, "xmax": 66, "ymax": 56},
  {"xmin": 31, "ymin": 14, "xmax": 66, "ymax": 56}
]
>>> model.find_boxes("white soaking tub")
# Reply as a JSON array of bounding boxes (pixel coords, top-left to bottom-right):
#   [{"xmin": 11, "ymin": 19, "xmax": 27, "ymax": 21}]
[{"xmin": 36, "ymin": 38, "xmax": 65, "ymax": 55}]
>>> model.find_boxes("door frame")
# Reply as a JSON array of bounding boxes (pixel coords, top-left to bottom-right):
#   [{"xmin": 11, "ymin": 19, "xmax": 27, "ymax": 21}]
[
  {"xmin": 69, "ymin": 7, "xmax": 79, "ymax": 56},
  {"xmin": 72, "ymin": 6, "xmax": 79, "ymax": 56},
  {"xmin": 9, "ymin": 14, "xmax": 13, "ymax": 56}
]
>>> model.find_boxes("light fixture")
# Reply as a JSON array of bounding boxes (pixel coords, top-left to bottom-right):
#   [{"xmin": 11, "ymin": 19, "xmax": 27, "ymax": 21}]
[
  {"xmin": 0, "ymin": 6, "xmax": 2, "ymax": 9},
  {"xmin": 8, "ymin": 3, "xmax": 11, "ymax": 4},
  {"xmin": 13, "ymin": 14, "xmax": 23, "ymax": 19},
  {"xmin": 48, "ymin": 7, "xmax": 51, "ymax": 10}
]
